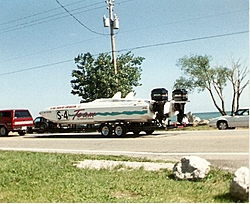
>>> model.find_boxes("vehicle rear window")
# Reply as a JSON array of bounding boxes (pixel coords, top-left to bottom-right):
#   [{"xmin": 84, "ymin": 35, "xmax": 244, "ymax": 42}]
[
  {"xmin": 235, "ymin": 109, "xmax": 249, "ymax": 116},
  {"xmin": 0, "ymin": 111, "xmax": 11, "ymax": 117},
  {"xmin": 14, "ymin": 110, "xmax": 31, "ymax": 118}
]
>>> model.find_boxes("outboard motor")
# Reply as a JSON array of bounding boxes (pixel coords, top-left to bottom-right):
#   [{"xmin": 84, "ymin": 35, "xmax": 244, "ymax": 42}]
[
  {"xmin": 151, "ymin": 88, "xmax": 168, "ymax": 124},
  {"xmin": 172, "ymin": 89, "xmax": 188, "ymax": 101},
  {"xmin": 172, "ymin": 89, "xmax": 188, "ymax": 123}
]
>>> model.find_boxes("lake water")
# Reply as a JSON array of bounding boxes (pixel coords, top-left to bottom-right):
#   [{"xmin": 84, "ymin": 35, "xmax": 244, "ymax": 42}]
[
  {"xmin": 170, "ymin": 111, "xmax": 230, "ymax": 121},
  {"xmin": 192, "ymin": 111, "xmax": 231, "ymax": 120},
  {"xmin": 192, "ymin": 112, "xmax": 222, "ymax": 120}
]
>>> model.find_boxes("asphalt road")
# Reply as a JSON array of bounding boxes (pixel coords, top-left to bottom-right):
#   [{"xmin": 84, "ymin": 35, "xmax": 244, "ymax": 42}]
[{"xmin": 0, "ymin": 129, "xmax": 248, "ymax": 172}]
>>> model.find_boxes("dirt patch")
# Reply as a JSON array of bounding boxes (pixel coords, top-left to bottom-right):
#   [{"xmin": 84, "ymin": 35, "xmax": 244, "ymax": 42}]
[
  {"xmin": 73, "ymin": 159, "xmax": 174, "ymax": 171},
  {"xmin": 112, "ymin": 191, "xmax": 140, "ymax": 199}
]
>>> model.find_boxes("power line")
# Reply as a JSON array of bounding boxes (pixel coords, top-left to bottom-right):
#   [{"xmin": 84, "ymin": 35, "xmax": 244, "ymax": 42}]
[
  {"xmin": 120, "ymin": 9, "xmax": 248, "ymax": 35},
  {"xmin": 0, "ymin": 30, "xmax": 248, "ymax": 77},
  {"xmin": 55, "ymin": 0, "xmax": 107, "ymax": 36},
  {"xmin": 0, "ymin": 36, "xmax": 104, "ymax": 63},
  {"xmin": 0, "ymin": 2, "xmax": 105, "ymax": 34},
  {"xmin": 0, "ymin": 60, "xmax": 73, "ymax": 76},
  {"xmin": 0, "ymin": 0, "xmax": 132, "ymax": 35},
  {"xmin": 0, "ymin": 0, "xmax": 93, "ymax": 26},
  {"xmin": 1, "ymin": 5, "xmax": 244, "ymax": 61},
  {"xmin": 118, "ymin": 30, "xmax": 249, "ymax": 53}
]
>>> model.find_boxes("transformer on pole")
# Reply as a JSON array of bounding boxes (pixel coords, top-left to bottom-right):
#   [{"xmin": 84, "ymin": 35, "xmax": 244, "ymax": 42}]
[{"xmin": 103, "ymin": 0, "xmax": 119, "ymax": 82}]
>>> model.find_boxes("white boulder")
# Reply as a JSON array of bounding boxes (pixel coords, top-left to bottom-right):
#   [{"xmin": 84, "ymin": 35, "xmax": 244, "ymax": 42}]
[
  {"xmin": 229, "ymin": 167, "xmax": 249, "ymax": 201},
  {"xmin": 173, "ymin": 156, "xmax": 211, "ymax": 180}
]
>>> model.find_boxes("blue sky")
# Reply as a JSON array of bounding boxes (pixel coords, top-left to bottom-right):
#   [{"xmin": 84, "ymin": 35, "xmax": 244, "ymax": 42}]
[{"xmin": 0, "ymin": 0, "xmax": 248, "ymax": 118}]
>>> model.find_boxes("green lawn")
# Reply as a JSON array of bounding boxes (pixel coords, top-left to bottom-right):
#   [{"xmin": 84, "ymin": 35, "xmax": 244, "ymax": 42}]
[{"xmin": 0, "ymin": 151, "xmax": 241, "ymax": 203}]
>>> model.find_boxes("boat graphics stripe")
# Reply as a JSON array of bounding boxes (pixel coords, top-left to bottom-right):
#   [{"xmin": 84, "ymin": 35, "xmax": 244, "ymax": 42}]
[{"xmin": 95, "ymin": 110, "xmax": 148, "ymax": 117}]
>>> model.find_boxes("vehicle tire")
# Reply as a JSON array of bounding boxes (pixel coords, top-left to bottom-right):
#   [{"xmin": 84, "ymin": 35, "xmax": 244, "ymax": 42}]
[
  {"xmin": 217, "ymin": 121, "xmax": 228, "ymax": 130},
  {"xmin": 18, "ymin": 131, "xmax": 26, "ymax": 136},
  {"xmin": 114, "ymin": 124, "xmax": 126, "ymax": 137},
  {"xmin": 39, "ymin": 123, "xmax": 48, "ymax": 133},
  {"xmin": 145, "ymin": 130, "xmax": 154, "ymax": 135},
  {"xmin": 100, "ymin": 124, "xmax": 112, "ymax": 137},
  {"xmin": 0, "ymin": 126, "xmax": 8, "ymax": 136},
  {"xmin": 133, "ymin": 130, "xmax": 141, "ymax": 135},
  {"xmin": 27, "ymin": 127, "xmax": 33, "ymax": 134}
]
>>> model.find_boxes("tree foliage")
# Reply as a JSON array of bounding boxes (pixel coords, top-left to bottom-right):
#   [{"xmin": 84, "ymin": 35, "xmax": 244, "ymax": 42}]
[
  {"xmin": 174, "ymin": 54, "xmax": 249, "ymax": 115},
  {"xmin": 227, "ymin": 58, "xmax": 249, "ymax": 115},
  {"xmin": 71, "ymin": 52, "xmax": 144, "ymax": 101},
  {"xmin": 174, "ymin": 55, "xmax": 228, "ymax": 115}
]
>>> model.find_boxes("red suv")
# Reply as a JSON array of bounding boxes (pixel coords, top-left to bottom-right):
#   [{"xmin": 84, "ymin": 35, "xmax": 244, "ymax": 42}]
[{"xmin": 0, "ymin": 109, "xmax": 34, "ymax": 136}]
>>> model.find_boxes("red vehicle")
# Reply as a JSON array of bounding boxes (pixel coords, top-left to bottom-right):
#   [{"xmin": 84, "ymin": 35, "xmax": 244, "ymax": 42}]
[{"xmin": 0, "ymin": 109, "xmax": 34, "ymax": 136}]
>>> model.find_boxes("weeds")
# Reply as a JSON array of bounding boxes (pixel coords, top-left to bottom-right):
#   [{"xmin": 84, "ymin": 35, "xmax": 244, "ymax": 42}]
[{"xmin": 0, "ymin": 151, "xmax": 240, "ymax": 203}]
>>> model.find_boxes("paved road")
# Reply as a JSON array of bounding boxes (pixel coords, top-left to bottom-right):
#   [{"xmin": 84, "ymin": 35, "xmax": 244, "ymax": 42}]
[{"xmin": 0, "ymin": 129, "xmax": 248, "ymax": 172}]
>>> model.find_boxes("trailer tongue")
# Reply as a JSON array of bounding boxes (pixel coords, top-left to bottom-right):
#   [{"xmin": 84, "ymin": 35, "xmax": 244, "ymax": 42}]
[{"xmin": 39, "ymin": 88, "xmax": 188, "ymax": 137}]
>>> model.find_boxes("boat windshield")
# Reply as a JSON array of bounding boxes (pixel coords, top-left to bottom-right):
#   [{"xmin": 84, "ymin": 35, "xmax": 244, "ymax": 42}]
[{"xmin": 92, "ymin": 99, "xmax": 146, "ymax": 103}]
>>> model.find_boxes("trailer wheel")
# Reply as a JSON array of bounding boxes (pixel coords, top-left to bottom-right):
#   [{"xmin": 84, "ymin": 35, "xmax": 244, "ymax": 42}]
[
  {"xmin": 114, "ymin": 124, "xmax": 126, "ymax": 137},
  {"xmin": 100, "ymin": 124, "xmax": 112, "ymax": 137},
  {"xmin": 0, "ymin": 126, "xmax": 8, "ymax": 136},
  {"xmin": 145, "ymin": 130, "xmax": 154, "ymax": 135}
]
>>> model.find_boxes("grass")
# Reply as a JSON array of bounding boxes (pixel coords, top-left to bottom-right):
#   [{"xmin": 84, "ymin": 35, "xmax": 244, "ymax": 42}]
[
  {"xmin": 0, "ymin": 151, "xmax": 243, "ymax": 203},
  {"xmin": 169, "ymin": 124, "xmax": 249, "ymax": 131},
  {"xmin": 169, "ymin": 124, "xmax": 216, "ymax": 131}
]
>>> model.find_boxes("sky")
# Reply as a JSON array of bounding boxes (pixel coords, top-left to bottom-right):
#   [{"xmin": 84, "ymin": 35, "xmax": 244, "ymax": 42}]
[{"xmin": 0, "ymin": 0, "xmax": 249, "ymax": 118}]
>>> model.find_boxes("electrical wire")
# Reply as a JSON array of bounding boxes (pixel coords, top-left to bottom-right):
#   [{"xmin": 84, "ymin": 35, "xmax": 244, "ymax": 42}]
[
  {"xmin": 120, "ymin": 9, "xmax": 248, "ymax": 34},
  {"xmin": 55, "ymin": 0, "xmax": 108, "ymax": 36},
  {"xmin": 0, "ymin": 6, "xmax": 105, "ymax": 34},
  {"xmin": 0, "ymin": 0, "xmax": 86, "ymax": 26},
  {"xmin": 0, "ymin": 36, "xmax": 105, "ymax": 63},
  {"xmin": 0, "ymin": 30, "xmax": 247, "ymax": 76},
  {"xmin": 118, "ymin": 30, "xmax": 249, "ymax": 53},
  {"xmin": 0, "ymin": 1, "xmax": 105, "ymax": 34},
  {"xmin": 0, "ymin": 0, "xmax": 132, "ymax": 35},
  {"xmin": 0, "ymin": 8, "xmax": 245, "ymax": 62},
  {"xmin": 0, "ymin": 5, "xmax": 245, "ymax": 63},
  {"xmin": 0, "ymin": 59, "xmax": 72, "ymax": 76}
]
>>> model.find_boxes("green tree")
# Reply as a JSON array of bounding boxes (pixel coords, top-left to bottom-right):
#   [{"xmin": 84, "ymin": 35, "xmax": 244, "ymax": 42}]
[
  {"xmin": 71, "ymin": 52, "xmax": 144, "ymax": 101},
  {"xmin": 173, "ymin": 55, "xmax": 228, "ymax": 115}
]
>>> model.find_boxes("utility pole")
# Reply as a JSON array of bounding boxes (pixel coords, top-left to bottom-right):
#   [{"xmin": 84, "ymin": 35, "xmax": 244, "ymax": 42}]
[{"xmin": 103, "ymin": 0, "xmax": 119, "ymax": 82}]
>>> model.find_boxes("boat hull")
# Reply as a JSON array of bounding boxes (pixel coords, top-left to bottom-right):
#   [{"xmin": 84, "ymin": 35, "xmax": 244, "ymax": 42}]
[{"xmin": 40, "ymin": 101, "xmax": 155, "ymax": 124}]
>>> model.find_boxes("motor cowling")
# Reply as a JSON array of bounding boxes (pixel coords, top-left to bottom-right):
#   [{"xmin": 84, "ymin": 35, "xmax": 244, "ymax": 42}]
[
  {"xmin": 172, "ymin": 89, "xmax": 188, "ymax": 123},
  {"xmin": 151, "ymin": 88, "xmax": 168, "ymax": 102},
  {"xmin": 150, "ymin": 88, "xmax": 189, "ymax": 125},
  {"xmin": 151, "ymin": 88, "xmax": 168, "ymax": 123},
  {"xmin": 172, "ymin": 89, "xmax": 188, "ymax": 101}
]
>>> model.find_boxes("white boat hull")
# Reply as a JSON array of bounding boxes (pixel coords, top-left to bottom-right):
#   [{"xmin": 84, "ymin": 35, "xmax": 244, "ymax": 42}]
[{"xmin": 39, "ymin": 99, "xmax": 155, "ymax": 124}]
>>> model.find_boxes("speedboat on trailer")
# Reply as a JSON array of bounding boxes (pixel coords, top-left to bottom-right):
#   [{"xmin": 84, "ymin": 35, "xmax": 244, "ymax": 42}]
[{"xmin": 39, "ymin": 88, "xmax": 188, "ymax": 137}]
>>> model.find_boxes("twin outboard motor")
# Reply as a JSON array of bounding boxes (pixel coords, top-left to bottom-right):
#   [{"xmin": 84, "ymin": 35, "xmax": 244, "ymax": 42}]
[
  {"xmin": 151, "ymin": 88, "xmax": 188, "ymax": 124},
  {"xmin": 151, "ymin": 88, "xmax": 168, "ymax": 101},
  {"xmin": 151, "ymin": 88, "xmax": 168, "ymax": 123},
  {"xmin": 172, "ymin": 89, "xmax": 188, "ymax": 101},
  {"xmin": 172, "ymin": 89, "xmax": 188, "ymax": 123}
]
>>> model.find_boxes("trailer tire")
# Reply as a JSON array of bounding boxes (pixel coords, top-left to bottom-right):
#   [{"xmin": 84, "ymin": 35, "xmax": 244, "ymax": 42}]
[
  {"xmin": 100, "ymin": 124, "xmax": 112, "ymax": 137},
  {"xmin": 0, "ymin": 126, "xmax": 8, "ymax": 136},
  {"xmin": 114, "ymin": 124, "xmax": 126, "ymax": 137}
]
